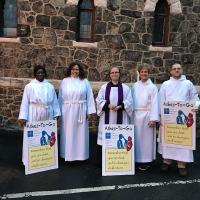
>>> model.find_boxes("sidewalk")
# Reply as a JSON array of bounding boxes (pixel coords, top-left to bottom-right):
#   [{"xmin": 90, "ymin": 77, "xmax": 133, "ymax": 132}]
[{"xmin": 0, "ymin": 130, "xmax": 200, "ymax": 200}]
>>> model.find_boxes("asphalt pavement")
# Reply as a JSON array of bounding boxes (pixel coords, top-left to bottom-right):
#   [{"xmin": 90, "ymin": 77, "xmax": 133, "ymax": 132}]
[{"xmin": 0, "ymin": 130, "xmax": 200, "ymax": 200}]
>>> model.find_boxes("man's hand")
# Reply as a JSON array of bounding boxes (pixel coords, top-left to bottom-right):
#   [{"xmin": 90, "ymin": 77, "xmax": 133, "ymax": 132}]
[{"xmin": 191, "ymin": 108, "xmax": 199, "ymax": 112}]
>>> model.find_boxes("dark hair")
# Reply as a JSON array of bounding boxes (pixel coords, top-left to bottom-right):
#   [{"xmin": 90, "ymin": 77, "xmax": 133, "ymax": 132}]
[
  {"xmin": 34, "ymin": 65, "xmax": 47, "ymax": 77},
  {"xmin": 137, "ymin": 63, "xmax": 150, "ymax": 73},
  {"xmin": 66, "ymin": 62, "xmax": 86, "ymax": 80},
  {"xmin": 171, "ymin": 63, "xmax": 182, "ymax": 69}
]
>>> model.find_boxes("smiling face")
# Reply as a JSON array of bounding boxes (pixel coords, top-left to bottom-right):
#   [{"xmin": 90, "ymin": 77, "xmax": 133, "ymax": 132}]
[
  {"xmin": 170, "ymin": 64, "xmax": 182, "ymax": 79},
  {"xmin": 35, "ymin": 68, "xmax": 45, "ymax": 82},
  {"xmin": 139, "ymin": 67, "xmax": 149, "ymax": 82},
  {"xmin": 110, "ymin": 67, "xmax": 120, "ymax": 83},
  {"xmin": 71, "ymin": 65, "xmax": 80, "ymax": 78}
]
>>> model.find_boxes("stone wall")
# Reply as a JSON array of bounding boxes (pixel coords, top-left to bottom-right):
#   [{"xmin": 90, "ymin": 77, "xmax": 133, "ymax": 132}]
[
  {"xmin": 0, "ymin": 0, "xmax": 200, "ymax": 84},
  {"xmin": 0, "ymin": 0, "xmax": 200, "ymax": 133}
]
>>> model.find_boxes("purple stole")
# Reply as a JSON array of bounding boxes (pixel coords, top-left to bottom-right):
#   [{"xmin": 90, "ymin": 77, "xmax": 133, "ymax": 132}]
[{"xmin": 105, "ymin": 81, "xmax": 123, "ymax": 124}]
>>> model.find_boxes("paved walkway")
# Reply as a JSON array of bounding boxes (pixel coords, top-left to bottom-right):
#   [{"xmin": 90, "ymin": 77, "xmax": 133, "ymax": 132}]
[{"xmin": 0, "ymin": 131, "xmax": 200, "ymax": 200}]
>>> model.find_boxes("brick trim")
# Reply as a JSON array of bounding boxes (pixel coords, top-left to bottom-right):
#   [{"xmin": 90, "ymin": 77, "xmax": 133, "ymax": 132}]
[{"xmin": 144, "ymin": 0, "xmax": 182, "ymax": 14}]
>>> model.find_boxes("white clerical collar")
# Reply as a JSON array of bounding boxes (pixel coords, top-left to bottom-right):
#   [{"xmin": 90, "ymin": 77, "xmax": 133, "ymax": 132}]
[
  {"xmin": 32, "ymin": 78, "xmax": 47, "ymax": 83},
  {"xmin": 170, "ymin": 75, "xmax": 186, "ymax": 81},
  {"xmin": 139, "ymin": 78, "xmax": 152, "ymax": 85}
]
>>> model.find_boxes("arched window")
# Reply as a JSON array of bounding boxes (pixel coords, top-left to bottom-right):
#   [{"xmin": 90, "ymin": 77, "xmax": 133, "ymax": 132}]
[
  {"xmin": 152, "ymin": 0, "xmax": 170, "ymax": 46},
  {"xmin": 77, "ymin": 0, "xmax": 95, "ymax": 42},
  {"xmin": 0, "ymin": 0, "xmax": 17, "ymax": 37}
]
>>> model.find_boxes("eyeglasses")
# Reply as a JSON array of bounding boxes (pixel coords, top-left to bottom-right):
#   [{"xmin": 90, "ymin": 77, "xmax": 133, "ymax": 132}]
[
  {"xmin": 110, "ymin": 72, "xmax": 119, "ymax": 74},
  {"xmin": 71, "ymin": 68, "xmax": 79, "ymax": 71},
  {"xmin": 172, "ymin": 68, "xmax": 181, "ymax": 71}
]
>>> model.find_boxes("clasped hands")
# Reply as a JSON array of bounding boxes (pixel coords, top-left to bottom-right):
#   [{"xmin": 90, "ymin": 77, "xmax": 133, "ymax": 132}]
[{"xmin": 108, "ymin": 104, "xmax": 122, "ymax": 112}]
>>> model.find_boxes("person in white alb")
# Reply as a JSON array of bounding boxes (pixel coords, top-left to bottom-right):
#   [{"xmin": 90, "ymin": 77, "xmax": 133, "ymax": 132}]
[
  {"xmin": 96, "ymin": 67, "xmax": 133, "ymax": 166},
  {"xmin": 132, "ymin": 64, "xmax": 159, "ymax": 170},
  {"xmin": 18, "ymin": 65, "xmax": 61, "ymax": 165},
  {"xmin": 58, "ymin": 62, "xmax": 96, "ymax": 162},
  {"xmin": 158, "ymin": 63, "xmax": 200, "ymax": 177},
  {"xmin": 96, "ymin": 67, "xmax": 133, "ymax": 146}
]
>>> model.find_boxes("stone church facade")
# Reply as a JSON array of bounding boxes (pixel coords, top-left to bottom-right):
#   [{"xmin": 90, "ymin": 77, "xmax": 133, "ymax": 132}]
[{"xmin": 0, "ymin": 0, "xmax": 200, "ymax": 130}]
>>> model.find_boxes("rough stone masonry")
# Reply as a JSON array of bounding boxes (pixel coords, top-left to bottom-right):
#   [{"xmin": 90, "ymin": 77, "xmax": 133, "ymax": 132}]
[{"xmin": 0, "ymin": 0, "xmax": 200, "ymax": 133}]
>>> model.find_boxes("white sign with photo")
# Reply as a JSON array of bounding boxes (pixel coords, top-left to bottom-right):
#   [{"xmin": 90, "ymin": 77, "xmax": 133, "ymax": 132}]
[
  {"xmin": 102, "ymin": 124, "xmax": 135, "ymax": 176},
  {"xmin": 24, "ymin": 120, "xmax": 58, "ymax": 175}
]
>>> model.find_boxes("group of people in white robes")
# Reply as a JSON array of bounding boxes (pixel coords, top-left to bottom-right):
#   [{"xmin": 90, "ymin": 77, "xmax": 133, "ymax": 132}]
[
  {"xmin": 18, "ymin": 63, "xmax": 199, "ymax": 177},
  {"xmin": 18, "ymin": 63, "xmax": 96, "ymax": 164}
]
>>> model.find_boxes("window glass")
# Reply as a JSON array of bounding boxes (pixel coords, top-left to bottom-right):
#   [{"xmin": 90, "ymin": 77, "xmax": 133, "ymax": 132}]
[
  {"xmin": 79, "ymin": 12, "xmax": 92, "ymax": 39},
  {"xmin": 152, "ymin": 0, "xmax": 169, "ymax": 46},
  {"xmin": 78, "ymin": 0, "xmax": 94, "ymax": 42},
  {"xmin": 153, "ymin": 17, "xmax": 164, "ymax": 43},
  {"xmin": 80, "ymin": 0, "xmax": 92, "ymax": 9},
  {"xmin": 0, "ymin": 0, "xmax": 17, "ymax": 37}
]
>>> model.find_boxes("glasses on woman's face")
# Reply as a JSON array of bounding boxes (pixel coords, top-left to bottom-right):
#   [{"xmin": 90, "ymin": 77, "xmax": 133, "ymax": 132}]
[
  {"xmin": 172, "ymin": 67, "xmax": 181, "ymax": 71},
  {"xmin": 71, "ymin": 68, "xmax": 79, "ymax": 71},
  {"xmin": 110, "ymin": 71, "xmax": 119, "ymax": 74}
]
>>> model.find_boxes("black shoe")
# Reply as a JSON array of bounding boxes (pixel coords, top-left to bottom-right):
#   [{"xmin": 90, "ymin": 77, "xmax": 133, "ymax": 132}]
[
  {"xmin": 160, "ymin": 163, "xmax": 170, "ymax": 172},
  {"xmin": 178, "ymin": 168, "xmax": 187, "ymax": 177}
]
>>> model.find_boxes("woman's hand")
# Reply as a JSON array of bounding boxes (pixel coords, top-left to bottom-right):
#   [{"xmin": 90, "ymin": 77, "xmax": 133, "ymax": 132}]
[
  {"xmin": 18, "ymin": 119, "xmax": 27, "ymax": 128},
  {"xmin": 148, "ymin": 121, "xmax": 156, "ymax": 128},
  {"xmin": 53, "ymin": 116, "xmax": 59, "ymax": 120},
  {"xmin": 112, "ymin": 105, "xmax": 122, "ymax": 112},
  {"xmin": 108, "ymin": 104, "xmax": 116, "ymax": 110}
]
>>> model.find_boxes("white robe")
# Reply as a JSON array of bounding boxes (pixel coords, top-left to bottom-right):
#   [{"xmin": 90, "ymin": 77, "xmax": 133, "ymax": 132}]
[
  {"xmin": 19, "ymin": 79, "xmax": 61, "ymax": 165},
  {"xmin": 158, "ymin": 75, "xmax": 200, "ymax": 162},
  {"xmin": 132, "ymin": 79, "xmax": 159, "ymax": 162},
  {"xmin": 59, "ymin": 77, "xmax": 96, "ymax": 161},
  {"xmin": 96, "ymin": 83, "xmax": 133, "ymax": 145}
]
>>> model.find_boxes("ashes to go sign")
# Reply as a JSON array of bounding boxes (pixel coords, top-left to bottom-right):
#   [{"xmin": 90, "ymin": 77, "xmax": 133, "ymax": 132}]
[
  {"xmin": 102, "ymin": 124, "xmax": 135, "ymax": 176},
  {"xmin": 24, "ymin": 120, "xmax": 58, "ymax": 175},
  {"xmin": 161, "ymin": 101, "xmax": 196, "ymax": 150}
]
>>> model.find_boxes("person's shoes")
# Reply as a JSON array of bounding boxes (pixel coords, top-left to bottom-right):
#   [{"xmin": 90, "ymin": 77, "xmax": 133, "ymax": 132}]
[
  {"xmin": 160, "ymin": 163, "xmax": 170, "ymax": 172},
  {"xmin": 138, "ymin": 164, "xmax": 151, "ymax": 171},
  {"xmin": 178, "ymin": 168, "xmax": 187, "ymax": 177}
]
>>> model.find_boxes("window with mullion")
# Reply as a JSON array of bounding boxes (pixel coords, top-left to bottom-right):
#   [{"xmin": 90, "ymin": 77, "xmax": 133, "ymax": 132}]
[
  {"xmin": 152, "ymin": 0, "xmax": 169, "ymax": 46},
  {"xmin": 0, "ymin": 0, "xmax": 17, "ymax": 37},
  {"xmin": 78, "ymin": 0, "xmax": 95, "ymax": 42}
]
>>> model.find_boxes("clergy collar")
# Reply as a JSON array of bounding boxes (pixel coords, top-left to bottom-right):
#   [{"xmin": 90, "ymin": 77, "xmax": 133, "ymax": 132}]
[
  {"xmin": 110, "ymin": 81, "xmax": 121, "ymax": 87},
  {"xmin": 32, "ymin": 79, "xmax": 47, "ymax": 83},
  {"xmin": 139, "ymin": 79, "xmax": 152, "ymax": 85},
  {"xmin": 170, "ymin": 75, "xmax": 186, "ymax": 81}
]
